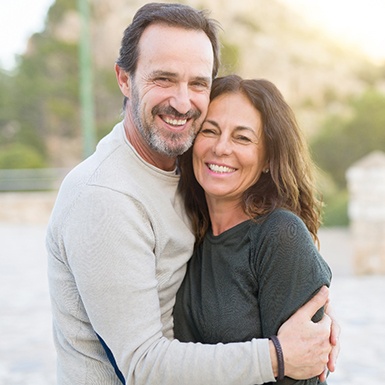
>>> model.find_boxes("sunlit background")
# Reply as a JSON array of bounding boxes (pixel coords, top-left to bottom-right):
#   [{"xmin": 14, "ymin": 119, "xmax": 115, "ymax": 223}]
[
  {"xmin": 2, "ymin": 0, "xmax": 385, "ymax": 68},
  {"xmin": 284, "ymin": 0, "xmax": 385, "ymax": 63},
  {"xmin": 1, "ymin": 0, "xmax": 385, "ymax": 225},
  {"xmin": 1, "ymin": 1, "xmax": 385, "ymax": 384}
]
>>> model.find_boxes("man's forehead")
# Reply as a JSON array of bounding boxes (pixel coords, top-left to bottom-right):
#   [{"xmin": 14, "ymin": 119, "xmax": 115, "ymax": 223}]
[{"xmin": 136, "ymin": 24, "xmax": 214, "ymax": 79}]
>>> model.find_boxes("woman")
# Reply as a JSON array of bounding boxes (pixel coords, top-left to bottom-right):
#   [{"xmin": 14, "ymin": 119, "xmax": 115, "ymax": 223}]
[{"xmin": 174, "ymin": 75, "xmax": 332, "ymax": 384}]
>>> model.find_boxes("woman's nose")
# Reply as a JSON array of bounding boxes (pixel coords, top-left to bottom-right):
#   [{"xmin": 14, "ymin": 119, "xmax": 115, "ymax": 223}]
[{"xmin": 212, "ymin": 136, "xmax": 232, "ymax": 156}]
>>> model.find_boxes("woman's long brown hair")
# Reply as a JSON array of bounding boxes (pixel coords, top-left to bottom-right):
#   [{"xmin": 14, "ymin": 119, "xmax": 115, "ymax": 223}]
[{"xmin": 178, "ymin": 75, "xmax": 323, "ymax": 247}]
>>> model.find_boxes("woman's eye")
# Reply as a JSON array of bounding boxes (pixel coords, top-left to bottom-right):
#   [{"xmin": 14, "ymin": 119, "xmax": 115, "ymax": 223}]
[
  {"xmin": 234, "ymin": 135, "xmax": 252, "ymax": 143},
  {"xmin": 200, "ymin": 128, "xmax": 218, "ymax": 136}
]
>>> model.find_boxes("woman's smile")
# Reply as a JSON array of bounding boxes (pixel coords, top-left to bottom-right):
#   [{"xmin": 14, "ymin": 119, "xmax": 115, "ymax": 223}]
[{"xmin": 193, "ymin": 92, "xmax": 268, "ymax": 203}]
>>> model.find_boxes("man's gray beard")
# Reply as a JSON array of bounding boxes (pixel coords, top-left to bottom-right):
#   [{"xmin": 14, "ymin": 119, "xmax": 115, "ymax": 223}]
[
  {"xmin": 150, "ymin": 129, "xmax": 194, "ymax": 157},
  {"xmin": 131, "ymin": 85, "xmax": 195, "ymax": 157}
]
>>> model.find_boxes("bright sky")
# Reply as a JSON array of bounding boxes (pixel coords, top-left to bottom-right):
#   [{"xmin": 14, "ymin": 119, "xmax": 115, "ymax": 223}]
[
  {"xmin": 0, "ymin": 0, "xmax": 54, "ymax": 70},
  {"xmin": 281, "ymin": 0, "xmax": 385, "ymax": 63},
  {"xmin": 1, "ymin": 0, "xmax": 385, "ymax": 70}
]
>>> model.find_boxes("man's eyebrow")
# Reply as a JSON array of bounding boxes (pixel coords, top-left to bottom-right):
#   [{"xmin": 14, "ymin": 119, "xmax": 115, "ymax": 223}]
[
  {"xmin": 150, "ymin": 70, "xmax": 177, "ymax": 78},
  {"xmin": 150, "ymin": 70, "xmax": 211, "ymax": 84},
  {"xmin": 192, "ymin": 76, "xmax": 211, "ymax": 84}
]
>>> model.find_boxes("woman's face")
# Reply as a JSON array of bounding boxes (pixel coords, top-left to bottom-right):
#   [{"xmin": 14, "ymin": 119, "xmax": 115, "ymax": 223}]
[{"xmin": 193, "ymin": 92, "xmax": 269, "ymax": 205}]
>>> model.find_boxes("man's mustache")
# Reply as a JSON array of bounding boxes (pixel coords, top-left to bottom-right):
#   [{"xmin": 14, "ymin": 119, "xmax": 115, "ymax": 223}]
[{"xmin": 152, "ymin": 105, "xmax": 201, "ymax": 121}]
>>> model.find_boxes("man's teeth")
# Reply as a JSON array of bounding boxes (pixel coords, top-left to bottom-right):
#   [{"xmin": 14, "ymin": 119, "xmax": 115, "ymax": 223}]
[
  {"xmin": 163, "ymin": 117, "xmax": 187, "ymax": 126},
  {"xmin": 208, "ymin": 164, "xmax": 235, "ymax": 173}
]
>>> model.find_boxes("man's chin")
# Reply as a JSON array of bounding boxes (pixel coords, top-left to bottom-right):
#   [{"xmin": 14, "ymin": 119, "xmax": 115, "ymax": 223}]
[
  {"xmin": 153, "ymin": 135, "xmax": 194, "ymax": 157},
  {"xmin": 161, "ymin": 146, "xmax": 190, "ymax": 158}
]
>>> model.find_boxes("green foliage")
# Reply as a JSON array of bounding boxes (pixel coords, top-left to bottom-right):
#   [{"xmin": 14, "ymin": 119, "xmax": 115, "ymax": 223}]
[
  {"xmin": 47, "ymin": 0, "xmax": 77, "ymax": 24},
  {"xmin": 219, "ymin": 40, "xmax": 240, "ymax": 75},
  {"xmin": 321, "ymin": 190, "xmax": 349, "ymax": 227},
  {"xmin": 233, "ymin": 15, "xmax": 262, "ymax": 33},
  {"xmin": 356, "ymin": 61, "xmax": 385, "ymax": 86},
  {"xmin": 15, "ymin": 36, "xmax": 80, "ymax": 138},
  {"xmin": 311, "ymin": 89, "xmax": 385, "ymax": 189},
  {"xmin": 94, "ymin": 69, "xmax": 123, "ymax": 140},
  {"xmin": 0, "ymin": 0, "xmax": 82, "ymax": 166},
  {"xmin": 1, "ymin": 0, "xmax": 385, "ymax": 176},
  {"xmin": 0, "ymin": 0, "xmax": 123, "ymax": 168},
  {"xmin": 311, "ymin": 88, "xmax": 385, "ymax": 227},
  {"xmin": 0, "ymin": 72, "xmax": 16, "ymax": 123},
  {"xmin": 315, "ymin": 169, "xmax": 349, "ymax": 226},
  {"xmin": 0, "ymin": 143, "xmax": 46, "ymax": 169}
]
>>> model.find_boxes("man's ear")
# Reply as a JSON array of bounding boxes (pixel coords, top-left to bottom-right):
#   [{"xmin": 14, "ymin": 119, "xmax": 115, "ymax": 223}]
[{"xmin": 115, "ymin": 63, "xmax": 131, "ymax": 97}]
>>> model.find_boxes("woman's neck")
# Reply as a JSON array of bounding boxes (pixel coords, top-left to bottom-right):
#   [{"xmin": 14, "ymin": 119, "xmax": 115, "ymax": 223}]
[{"xmin": 207, "ymin": 199, "xmax": 250, "ymax": 236}]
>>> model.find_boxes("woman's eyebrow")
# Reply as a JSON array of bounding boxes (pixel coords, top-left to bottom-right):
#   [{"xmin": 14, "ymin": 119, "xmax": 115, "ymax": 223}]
[
  {"xmin": 234, "ymin": 126, "xmax": 258, "ymax": 136},
  {"xmin": 202, "ymin": 119, "xmax": 219, "ymax": 128}
]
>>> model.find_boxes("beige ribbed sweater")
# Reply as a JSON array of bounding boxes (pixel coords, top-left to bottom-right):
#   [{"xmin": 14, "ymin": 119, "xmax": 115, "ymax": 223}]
[{"xmin": 46, "ymin": 121, "xmax": 274, "ymax": 385}]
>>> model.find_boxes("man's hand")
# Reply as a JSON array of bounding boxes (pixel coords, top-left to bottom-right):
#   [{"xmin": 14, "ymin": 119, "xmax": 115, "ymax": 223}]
[
  {"xmin": 319, "ymin": 300, "xmax": 341, "ymax": 382},
  {"xmin": 274, "ymin": 286, "xmax": 332, "ymax": 379}
]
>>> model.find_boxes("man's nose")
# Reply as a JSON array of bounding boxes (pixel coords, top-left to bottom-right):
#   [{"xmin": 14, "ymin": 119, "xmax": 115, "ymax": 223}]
[{"xmin": 169, "ymin": 84, "xmax": 192, "ymax": 115}]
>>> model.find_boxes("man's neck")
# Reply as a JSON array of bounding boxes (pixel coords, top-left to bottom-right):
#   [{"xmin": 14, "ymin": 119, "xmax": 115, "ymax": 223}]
[{"xmin": 123, "ymin": 118, "xmax": 177, "ymax": 172}]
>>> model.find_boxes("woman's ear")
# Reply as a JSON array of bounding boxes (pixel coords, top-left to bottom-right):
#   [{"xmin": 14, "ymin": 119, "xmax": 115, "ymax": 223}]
[
  {"xmin": 263, "ymin": 160, "xmax": 270, "ymax": 174},
  {"xmin": 115, "ymin": 63, "xmax": 131, "ymax": 97}
]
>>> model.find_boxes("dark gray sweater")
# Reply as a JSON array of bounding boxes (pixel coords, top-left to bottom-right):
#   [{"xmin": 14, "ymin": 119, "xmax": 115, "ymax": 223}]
[{"xmin": 174, "ymin": 209, "xmax": 332, "ymax": 384}]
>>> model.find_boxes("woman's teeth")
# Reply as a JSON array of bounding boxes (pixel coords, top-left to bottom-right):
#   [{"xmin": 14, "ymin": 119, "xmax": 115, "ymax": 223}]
[{"xmin": 208, "ymin": 164, "xmax": 235, "ymax": 173}]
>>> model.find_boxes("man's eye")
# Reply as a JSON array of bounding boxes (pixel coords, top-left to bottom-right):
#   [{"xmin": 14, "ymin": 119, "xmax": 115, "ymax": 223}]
[
  {"xmin": 154, "ymin": 78, "xmax": 172, "ymax": 87},
  {"xmin": 191, "ymin": 81, "xmax": 209, "ymax": 90}
]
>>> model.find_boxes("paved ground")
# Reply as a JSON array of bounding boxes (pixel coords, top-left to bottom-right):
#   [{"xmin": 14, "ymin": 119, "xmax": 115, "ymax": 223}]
[{"xmin": 0, "ymin": 223, "xmax": 384, "ymax": 384}]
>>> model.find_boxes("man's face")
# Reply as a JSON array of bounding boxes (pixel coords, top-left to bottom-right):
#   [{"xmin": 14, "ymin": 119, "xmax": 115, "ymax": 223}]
[{"xmin": 127, "ymin": 24, "xmax": 214, "ymax": 158}]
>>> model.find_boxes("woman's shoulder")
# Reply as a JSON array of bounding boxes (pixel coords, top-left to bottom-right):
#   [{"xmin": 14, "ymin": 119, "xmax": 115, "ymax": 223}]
[
  {"xmin": 249, "ymin": 208, "xmax": 309, "ymax": 243},
  {"xmin": 257, "ymin": 208, "xmax": 304, "ymax": 228}
]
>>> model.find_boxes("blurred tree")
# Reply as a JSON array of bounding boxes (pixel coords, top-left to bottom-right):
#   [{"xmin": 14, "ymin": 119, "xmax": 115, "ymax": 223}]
[
  {"xmin": 0, "ymin": 0, "xmax": 80, "ymax": 167},
  {"xmin": 0, "ymin": 72, "xmax": 17, "ymax": 135},
  {"xmin": 311, "ymin": 89, "xmax": 385, "ymax": 189},
  {"xmin": 0, "ymin": 0, "xmax": 121, "ymax": 167},
  {"xmin": 322, "ymin": 189, "xmax": 349, "ymax": 227},
  {"xmin": 48, "ymin": 0, "xmax": 77, "ymax": 23},
  {"xmin": 311, "ymin": 88, "xmax": 385, "ymax": 226},
  {"xmin": 1, "ymin": 0, "xmax": 385, "ymax": 172},
  {"xmin": 219, "ymin": 40, "xmax": 241, "ymax": 75},
  {"xmin": 0, "ymin": 143, "xmax": 46, "ymax": 169}
]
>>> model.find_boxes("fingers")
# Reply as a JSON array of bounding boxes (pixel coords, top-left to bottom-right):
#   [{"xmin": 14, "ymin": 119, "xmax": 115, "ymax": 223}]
[
  {"xmin": 327, "ymin": 341, "xmax": 340, "ymax": 373},
  {"xmin": 325, "ymin": 301, "xmax": 341, "ymax": 372},
  {"xmin": 316, "ymin": 311, "xmax": 332, "ymax": 331},
  {"xmin": 329, "ymin": 309, "xmax": 341, "ymax": 347},
  {"xmin": 318, "ymin": 367, "xmax": 328, "ymax": 383},
  {"xmin": 277, "ymin": 312, "xmax": 332, "ymax": 379},
  {"xmin": 296, "ymin": 286, "xmax": 329, "ymax": 319},
  {"xmin": 315, "ymin": 313, "xmax": 333, "ymax": 374}
]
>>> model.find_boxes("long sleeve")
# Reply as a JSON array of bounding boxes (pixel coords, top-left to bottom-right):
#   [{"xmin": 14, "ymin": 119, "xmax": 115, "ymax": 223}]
[
  {"xmin": 254, "ymin": 210, "xmax": 332, "ymax": 384},
  {"xmin": 47, "ymin": 122, "xmax": 276, "ymax": 385}
]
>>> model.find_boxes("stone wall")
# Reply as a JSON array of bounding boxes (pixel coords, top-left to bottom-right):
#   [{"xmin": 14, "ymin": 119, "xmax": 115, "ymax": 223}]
[{"xmin": 346, "ymin": 151, "xmax": 385, "ymax": 274}]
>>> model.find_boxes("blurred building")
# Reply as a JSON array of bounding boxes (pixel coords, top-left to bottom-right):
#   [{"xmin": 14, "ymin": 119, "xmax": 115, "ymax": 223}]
[{"xmin": 346, "ymin": 151, "xmax": 385, "ymax": 274}]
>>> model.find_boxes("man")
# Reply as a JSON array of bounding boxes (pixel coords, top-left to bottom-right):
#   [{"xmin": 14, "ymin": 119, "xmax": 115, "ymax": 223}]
[{"xmin": 47, "ymin": 3, "xmax": 338, "ymax": 384}]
